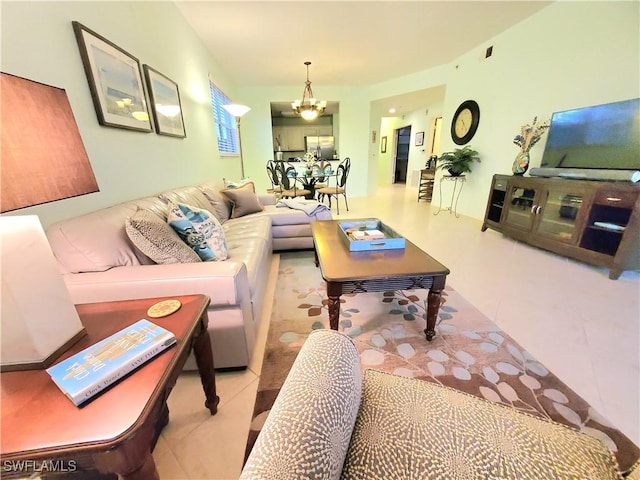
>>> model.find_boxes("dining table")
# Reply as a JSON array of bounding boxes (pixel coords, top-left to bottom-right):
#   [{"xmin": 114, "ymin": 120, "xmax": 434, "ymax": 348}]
[{"xmin": 293, "ymin": 168, "xmax": 337, "ymax": 200}]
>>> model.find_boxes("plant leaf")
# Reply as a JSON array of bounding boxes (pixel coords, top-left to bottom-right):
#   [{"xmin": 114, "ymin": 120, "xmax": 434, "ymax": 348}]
[
  {"xmin": 519, "ymin": 374, "xmax": 541, "ymax": 390},
  {"xmin": 479, "ymin": 386, "xmax": 502, "ymax": 403},
  {"xmin": 553, "ymin": 402, "xmax": 582, "ymax": 426},
  {"xmin": 497, "ymin": 382, "xmax": 519, "ymax": 402},
  {"xmin": 452, "ymin": 367, "xmax": 471, "ymax": 380},
  {"xmin": 543, "ymin": 389, "xmax": 569, "ymax": 404},
  {"xmin": 427, "ymin": 349, "xmax": 449, "ymax": 362},
  {"xmin": 427, "ymin": 361, "xmax": 445, "ymax": 376}
]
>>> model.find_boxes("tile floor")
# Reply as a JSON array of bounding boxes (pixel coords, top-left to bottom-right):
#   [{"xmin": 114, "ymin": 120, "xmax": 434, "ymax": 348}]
[{"xmin": 153, "ymin": 184, "xmax": 640, "ymax": 479}]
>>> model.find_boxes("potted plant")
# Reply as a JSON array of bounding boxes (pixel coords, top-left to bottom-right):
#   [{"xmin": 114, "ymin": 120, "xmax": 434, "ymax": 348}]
[{"xmin": 436, "ymin": 145, "xmax": 481, "ymax": 176}]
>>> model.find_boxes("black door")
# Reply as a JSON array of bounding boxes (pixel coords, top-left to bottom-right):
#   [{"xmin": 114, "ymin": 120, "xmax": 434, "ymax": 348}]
[{"xmin": 394, "ymin": 126, "xmax": 411, "ymax": 183}]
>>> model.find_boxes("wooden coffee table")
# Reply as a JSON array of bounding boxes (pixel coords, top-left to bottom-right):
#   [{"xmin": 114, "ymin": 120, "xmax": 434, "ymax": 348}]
[
  {"xmin": 312, "ymin": 220, "xmax": 450, "ymax": 340},
  {"xmin": 0, "ymin": 294, "xmax": 218, "ymax": 480}
]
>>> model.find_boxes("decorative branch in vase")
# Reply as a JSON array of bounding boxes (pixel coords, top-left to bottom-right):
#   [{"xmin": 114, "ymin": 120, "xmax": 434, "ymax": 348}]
[{"xmin": 512, "ymin": 117, "xmax": 549, "ymax": 175}]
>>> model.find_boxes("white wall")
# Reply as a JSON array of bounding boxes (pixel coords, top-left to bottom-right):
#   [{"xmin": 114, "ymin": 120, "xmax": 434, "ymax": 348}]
[
  {"xmin": 438, "ymin": 1, "xmax": 640, "ymax": 219},
  {"xmin": 2, "ymin": 1, "xmax": 638, "ymax": 225},
  {"xmin": 1, "ymin": 1, "xmax": 242, "ymax": 227}
]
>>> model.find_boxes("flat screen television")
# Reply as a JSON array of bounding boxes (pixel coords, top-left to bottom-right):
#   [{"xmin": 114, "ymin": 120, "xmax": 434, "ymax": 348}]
[{"xmin": 540, "ymin": 98, "xmax": 640, "ymax": 170}]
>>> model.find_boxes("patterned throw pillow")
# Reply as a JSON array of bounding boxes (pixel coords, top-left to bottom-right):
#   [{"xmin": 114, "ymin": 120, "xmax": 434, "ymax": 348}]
[
  {"xmin": 125, "ymin": 208, "xmax": 202, "ymax": 264},
  {"xmin": 221, "ymin": 181, "xmax": 264, "ymax": 218},
  {"xmin": 167, "ymin": 203, "xmax": 228, "ymax": 261}
]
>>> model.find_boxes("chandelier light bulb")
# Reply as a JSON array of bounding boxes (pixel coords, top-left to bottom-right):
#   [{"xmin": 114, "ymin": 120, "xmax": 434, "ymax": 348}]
[{"xmin": 292, "ymin": 61, "xmax": 326, "ymax": 121}]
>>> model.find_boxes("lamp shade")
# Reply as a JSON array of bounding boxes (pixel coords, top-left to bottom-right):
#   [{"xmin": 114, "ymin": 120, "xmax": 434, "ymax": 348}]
[
  {"xmin": 0, "ymin": 72, "xmax": 99, "ymax": 213},
  {"xmin": 222, "ymin": 104, "xmax": 251, "ymax": 118},
  {"xmin": 1, "ymin": 216, "xmax": 86, "ymax": 371}
]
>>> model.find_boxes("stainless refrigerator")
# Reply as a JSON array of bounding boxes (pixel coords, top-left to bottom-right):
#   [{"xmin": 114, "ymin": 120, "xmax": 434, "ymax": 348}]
[{"xmin": 305, "ymin": 136, "xmax": 335, "ymax": 160}]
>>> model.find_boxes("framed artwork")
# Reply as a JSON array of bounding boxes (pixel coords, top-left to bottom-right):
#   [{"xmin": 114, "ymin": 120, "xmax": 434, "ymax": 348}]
[
  {"xmin": 381, "ymin": 136, "xmax": 387, "ymax": 153},
  {"xmin": 72, "ymin": 21, "xmax": 152, "ymax": 132},
  {"xmin": 415, "ymin": 131, "xmax": 425, "ymax": 146},
  {"xmin": 143, "ymin": 65, "xmax": 186, "ymax": 138}
]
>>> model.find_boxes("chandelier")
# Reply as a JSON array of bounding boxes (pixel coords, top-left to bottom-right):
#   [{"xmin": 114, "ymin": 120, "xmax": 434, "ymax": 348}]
[{"xmin": 291, "ymin": 61, "xmax": 326, "ymax": 121}]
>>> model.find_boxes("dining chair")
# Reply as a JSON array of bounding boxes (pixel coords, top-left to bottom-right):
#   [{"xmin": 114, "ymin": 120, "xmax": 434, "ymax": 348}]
[
  {"xmin": 266, "ymin": 160, "xmax": 284, "ymax": 197},
  {"xmin": 312, "ymin": 160, "xmax": 332, "ymax": 201},
  {"xmin": 317, "ymin": 157, "xmax": 350, "ymax": 214},
  {"xmin": 275, "ymin": 163, "xmax": 311, "ymax": 199}
]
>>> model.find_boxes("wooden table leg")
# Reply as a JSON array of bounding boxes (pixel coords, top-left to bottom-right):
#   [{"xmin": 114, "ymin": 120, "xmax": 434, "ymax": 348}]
[
  {"xmin": 193, "ymin": 313, "xmax": 220, "ymax": 415},
  {"xmin": 326, "ymin": 282, "xmax": 341, "ymax": 330},
  {"xmin": 93, "ymin": 424, "xmax": 159, "ymax": 480},
  {"xmin": 119, "ymin": 452, "xmax": 159, "ymax": 480},
  {"xmin": 424, "ymin": 288, "xmax": 442, "ymax": 341}
]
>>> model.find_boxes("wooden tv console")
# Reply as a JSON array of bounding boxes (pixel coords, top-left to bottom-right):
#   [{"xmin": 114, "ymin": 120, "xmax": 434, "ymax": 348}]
[{"xmin": 482, "ymin": 174, "xmax": 640, "ymax": 279}]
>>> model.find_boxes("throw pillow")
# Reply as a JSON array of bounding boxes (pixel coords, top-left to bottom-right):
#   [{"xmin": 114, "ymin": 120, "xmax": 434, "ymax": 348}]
[
  {"xmin": 221, "ymin": 182, "xmax": 264, "ymax": 219},
  {"xmin": 125, "ymin": 208, "xmax": 202, "ymax": 264},
  {"xmin": 167, "ymin": 203, "xmax": 228, "ymax": 261}
]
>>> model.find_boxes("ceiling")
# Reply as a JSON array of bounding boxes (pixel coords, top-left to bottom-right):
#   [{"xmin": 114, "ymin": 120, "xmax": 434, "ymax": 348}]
[{"xmin": 175, "ymin": 1, "xmax": 551, "ymax": 88}]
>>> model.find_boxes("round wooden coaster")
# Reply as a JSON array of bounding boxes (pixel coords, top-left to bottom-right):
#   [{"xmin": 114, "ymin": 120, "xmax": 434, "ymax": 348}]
[{"xmin": 147, "ymin": 299, "xmax": 181, "ymax": 318}]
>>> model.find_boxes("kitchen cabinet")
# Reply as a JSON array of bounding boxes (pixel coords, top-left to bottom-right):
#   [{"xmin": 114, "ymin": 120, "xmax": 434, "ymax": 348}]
[
  {"xmin": 273, "ymin": 126, "xmax": 304, "ymax": 151},
  {"xmin": 272, "ymin": 125, "xmax": 333, "ymax": 152},
  {"xmin": 482, "ymin": 174, "xmax": 640, "ymax": 279}
]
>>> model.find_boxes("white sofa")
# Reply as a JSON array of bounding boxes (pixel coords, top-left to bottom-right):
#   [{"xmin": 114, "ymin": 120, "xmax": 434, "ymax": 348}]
[{"xmin": 46, "ymin": 180, "xmax": 331, "ymax": 369}]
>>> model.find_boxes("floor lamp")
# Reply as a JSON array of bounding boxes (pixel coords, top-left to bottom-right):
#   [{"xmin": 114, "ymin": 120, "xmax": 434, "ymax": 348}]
[
  {"xmin": 1, "ymin": 73, "xmax": 99, "ymax": 371},
  {"xmin": 222, "ymin": 104, "xmax": 251, "ymax": 179}
]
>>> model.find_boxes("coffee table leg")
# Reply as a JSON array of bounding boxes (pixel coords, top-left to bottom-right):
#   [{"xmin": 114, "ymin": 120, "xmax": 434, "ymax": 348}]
[
  {"xmin": 424, "ymin": 288, "xmax": 442, "ymax": 341},
  {"xmin": 326, "ymin": 282, "xmax": 341, "ymax": 330},
  {"xmin": 193, "ymin": 313, "xmax": 220, "ymax": 415}
]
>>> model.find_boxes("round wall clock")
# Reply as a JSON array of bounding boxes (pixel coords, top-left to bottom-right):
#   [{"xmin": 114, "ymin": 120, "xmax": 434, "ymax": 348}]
[{"xmin": 451, "ymin": 100, "xmax": 480, "ymax": 145}]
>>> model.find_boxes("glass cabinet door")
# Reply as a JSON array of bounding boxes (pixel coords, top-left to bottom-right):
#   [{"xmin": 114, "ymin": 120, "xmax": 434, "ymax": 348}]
[
  {"xmin": 536, "ymin": 189, "xmax": 585, "ymax": 242},
  {"xmin": 504, "ymin": 185, "xmax": 538, "ymax": 230}
]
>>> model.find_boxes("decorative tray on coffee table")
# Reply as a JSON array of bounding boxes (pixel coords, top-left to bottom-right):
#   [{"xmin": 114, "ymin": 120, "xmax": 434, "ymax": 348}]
[{"xmin": 338, "ymin": 218, "xmax": 406, "ymax": 251}]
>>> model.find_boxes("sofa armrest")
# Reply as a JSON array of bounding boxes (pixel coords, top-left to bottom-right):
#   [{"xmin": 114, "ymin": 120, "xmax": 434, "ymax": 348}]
[
  {"xmin": 240, "ymin": 329, "xmax": 362, "ymax": 480},
  {"xmin": 64, "ymin": 261, "xmax": 251, "ymax": 308}
]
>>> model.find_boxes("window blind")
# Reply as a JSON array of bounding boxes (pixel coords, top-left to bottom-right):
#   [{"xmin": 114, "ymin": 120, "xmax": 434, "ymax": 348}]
[{"xmin": 209, "ymin": 81, "xmax": 239, "ymax": 154}]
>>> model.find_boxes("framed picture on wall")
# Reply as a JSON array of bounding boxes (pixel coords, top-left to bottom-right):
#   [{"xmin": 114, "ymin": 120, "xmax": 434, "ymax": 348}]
[
  {"xmin": 143, "ymin": 65, "xmax": 186, "ymax": 138},
  {"xmin": 415, "ymin": 131, "xmax": 425, "ymax": 146},
  {"xmin": 72, "ymin": 21, "xmax": 152, "ymax": 132},
  {"xmin": 381, "ymin": 136, "xmax": 387, "ymax": 153}
]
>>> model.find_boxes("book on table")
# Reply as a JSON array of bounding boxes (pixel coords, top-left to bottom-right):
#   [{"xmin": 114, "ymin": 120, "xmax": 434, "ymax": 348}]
[
  {"xmin": 349, "ymin": 229, "xmax": 386, "ymax": 241},
  {"xmin": 46, "ymin": 319, "xmax": 176, "ymax": 406}
]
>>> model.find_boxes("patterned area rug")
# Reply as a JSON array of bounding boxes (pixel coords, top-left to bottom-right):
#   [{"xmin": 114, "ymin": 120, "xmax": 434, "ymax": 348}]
[{"xmin": 246, "ymin": 251, "xmax": 639, "ymax": 473}]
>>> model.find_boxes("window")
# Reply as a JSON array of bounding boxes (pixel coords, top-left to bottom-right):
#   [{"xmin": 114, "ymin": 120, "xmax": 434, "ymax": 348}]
[{"xmin": 209, "ymin": 80, "xmax": 239, "ymax": 154}]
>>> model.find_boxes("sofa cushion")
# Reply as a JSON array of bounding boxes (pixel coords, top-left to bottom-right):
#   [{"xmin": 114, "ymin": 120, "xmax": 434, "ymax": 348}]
[
  {"xmin": 125, "ymin": 208, "xmax": 201, "ymax": 265},
  {"xmin": 158, "ymin": 186, "xmax": 213, "ymax": 212},
  {"xmin": 167, "ymin": 203, "xmax": 228, "ymax": 261},
  {"xmin": 221, "ymin": 182, "xmax": 264, "ymax": 219},
  {"xmin": 198, "ymin": 181, "xmax": 232, "ymax": 223},
  {"xmin": 342, "ymin": 370, "xmax": 622, "ymax": 480},
  {"xmin": 46, "ymin": 202, "xmax": 152, "ymax": 274}
]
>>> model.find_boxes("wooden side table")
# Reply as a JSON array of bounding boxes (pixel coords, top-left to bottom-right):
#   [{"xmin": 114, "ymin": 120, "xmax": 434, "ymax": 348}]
[{"xmin": 0, "ymin": 294, "xmax": 218, "ymax": 480}]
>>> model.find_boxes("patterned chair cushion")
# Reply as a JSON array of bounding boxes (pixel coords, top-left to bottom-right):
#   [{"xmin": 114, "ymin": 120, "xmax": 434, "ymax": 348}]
[
  {"xmin": 125, "ymin": 208, "xmax": 201, "ymax": 264},
  {"xmin": 342, "ymin": 369, "xmax": 622, "ymax": 480}
]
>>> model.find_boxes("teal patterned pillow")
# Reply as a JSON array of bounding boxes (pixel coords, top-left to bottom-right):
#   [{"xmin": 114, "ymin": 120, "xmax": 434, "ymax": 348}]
[{"xmin": 167, "ymin": 203, "xmax": 228, "ymax": 261}]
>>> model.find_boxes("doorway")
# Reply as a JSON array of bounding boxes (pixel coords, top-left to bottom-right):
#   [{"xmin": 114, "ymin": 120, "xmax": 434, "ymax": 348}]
[{"xmin": 394, "ymin": 126, "xmax": 411, "ymax": 183}]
